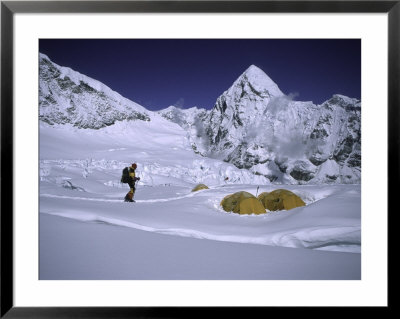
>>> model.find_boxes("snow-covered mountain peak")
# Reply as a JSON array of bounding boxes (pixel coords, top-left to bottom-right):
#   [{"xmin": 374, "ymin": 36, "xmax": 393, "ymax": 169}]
[
  {"xmin": 192, "ymin": 64, "xmax": 361, "ymax": 185},
  {"xmin": 228, "ymin": 64, "xmax": 284, "ymax": 98},
  {"xmin": 162, "ymin": 105, "xmax": 179, "ymax": 113},
  {"xmin": 163, "ymin": 105, "xmax": 206, "ymax": 114},
  {"xmin": 243, "ymin": 64, "xmax": 275, "ymax": 82},
  {"xmin": 325, "ymin": 94, "xmax": 361, "ymax": 108}
]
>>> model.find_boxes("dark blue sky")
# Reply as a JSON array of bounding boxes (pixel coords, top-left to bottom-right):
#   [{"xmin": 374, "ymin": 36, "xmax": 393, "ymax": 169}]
[{"xmin": 39, "ymin": 39, "xmax": 360, "ymax": 110}]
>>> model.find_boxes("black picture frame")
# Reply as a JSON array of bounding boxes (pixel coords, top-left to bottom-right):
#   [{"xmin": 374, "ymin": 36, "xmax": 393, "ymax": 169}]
[{"xmin": 1, "ymin": 0, "xmax": 395, "ymax": 317}]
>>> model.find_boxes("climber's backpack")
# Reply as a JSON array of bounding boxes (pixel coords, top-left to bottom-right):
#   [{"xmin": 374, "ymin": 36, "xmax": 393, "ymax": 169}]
[{"xmin": 121, "ymin": 167, "xmax": 130, "ymax": 183}]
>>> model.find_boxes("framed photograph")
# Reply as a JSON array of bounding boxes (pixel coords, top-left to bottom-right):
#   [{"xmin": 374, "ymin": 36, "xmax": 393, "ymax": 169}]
[{"xmin": 1, "ymin": 0, "xmax": 395, "ymax": 317}]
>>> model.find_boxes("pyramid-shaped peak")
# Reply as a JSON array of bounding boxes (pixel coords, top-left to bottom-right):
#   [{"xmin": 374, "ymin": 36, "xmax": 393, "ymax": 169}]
[
  {"xmin": 235, "ymin": 64, "xmax": 284, "ymax": 97},
  {"xmin": 243, "ymin": 64, "xmax": 276, "ymax": 84},
  {"xmin": 244, "ymin": 64, "xmax": 265, "ymax": 74}
]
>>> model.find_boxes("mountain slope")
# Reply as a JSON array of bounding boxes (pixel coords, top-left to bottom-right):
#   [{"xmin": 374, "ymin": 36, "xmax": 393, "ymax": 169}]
[{"xmin": 39, "ymin": 53, "xmax": 150, "ymax": 129}]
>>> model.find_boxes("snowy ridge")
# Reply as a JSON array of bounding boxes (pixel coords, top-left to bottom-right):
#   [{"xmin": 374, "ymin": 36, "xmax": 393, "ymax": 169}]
[
  {"xmin": 40, "ymin": 53, "xmax": 146, "ymax": 109},
  {"xmin": 41, "ymin": 208, "xmax": 361, "ymax": 252},
  {"xmin": 39, "ymin": 53, "xmax": 150, "ymax": 129}
]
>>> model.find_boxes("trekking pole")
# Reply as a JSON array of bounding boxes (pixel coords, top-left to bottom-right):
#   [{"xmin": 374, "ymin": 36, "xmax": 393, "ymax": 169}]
[{"xmin": 256, "ymin": 186, "xmax": 259, "ymax": 197}]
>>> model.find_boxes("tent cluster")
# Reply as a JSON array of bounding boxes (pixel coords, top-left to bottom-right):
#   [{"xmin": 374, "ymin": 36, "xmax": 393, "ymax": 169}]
[
  {"xmin": 220, "ymin": 188, "xmax": 305, "ymax": 215},
  {"xmin": 191, "ymin": 183, "xmax": 306, "ymax": 215}
]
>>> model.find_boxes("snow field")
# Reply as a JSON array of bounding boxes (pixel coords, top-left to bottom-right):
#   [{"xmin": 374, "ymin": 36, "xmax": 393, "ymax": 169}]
[
  {"xmin": 40, "ymin": 163, "xmax": 361, "ymax": 253},
  {"xmin": 39, "ymin": 121, "xmax": 361, "ymax": 280}
]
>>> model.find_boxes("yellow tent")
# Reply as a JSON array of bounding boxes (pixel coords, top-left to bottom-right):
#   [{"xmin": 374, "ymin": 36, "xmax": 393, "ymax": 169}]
[
  {"xmin": 258, "ymin": 189, "xmax": 305, "ymax": 211},
  {"xmin": 220, "ymin": 191, "xmax": 266, "ymax": 215},
  {"xmin": 191, "ymin": 183, "xmax": 209, "ymax": 192}
]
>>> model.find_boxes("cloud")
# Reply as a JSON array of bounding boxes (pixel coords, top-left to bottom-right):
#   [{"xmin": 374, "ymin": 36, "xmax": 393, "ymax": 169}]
[
  {"xmin": 274, "ymin": 134, "xmax": 307, "ymax": 158},
  {"xmin": 266, "ymin": 92, "xmax": 299, "ymax": 115},
  {"xmin": 193, "ymin": 116, "xmax": 211, "ymax": 151},
  {"xmin": 194, "ymin": 116, "xmax": 205, "ymax": 137},
  {"xmin": 174, "ymin": 98, "xmax": 185, "ymax": 109}
]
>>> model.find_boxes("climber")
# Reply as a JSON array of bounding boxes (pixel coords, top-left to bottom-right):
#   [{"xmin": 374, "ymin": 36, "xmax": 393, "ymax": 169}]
[{"xmin": 121, "ymin": 163, "xmax": 140, "ymax": 202}]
